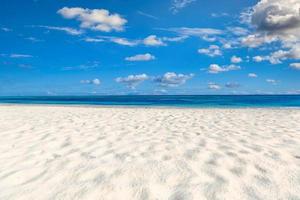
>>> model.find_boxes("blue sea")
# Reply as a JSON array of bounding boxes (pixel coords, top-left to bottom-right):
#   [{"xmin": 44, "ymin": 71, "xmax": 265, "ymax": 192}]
[{"xmin": 0, "ymin": 95, "xmax": 300, "ymax": 108}]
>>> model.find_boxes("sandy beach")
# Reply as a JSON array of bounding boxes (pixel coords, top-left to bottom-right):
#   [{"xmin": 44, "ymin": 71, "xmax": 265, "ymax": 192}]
[{"xmin": 0, "ymin": 105, "xmax": 300, "ymax": 200}]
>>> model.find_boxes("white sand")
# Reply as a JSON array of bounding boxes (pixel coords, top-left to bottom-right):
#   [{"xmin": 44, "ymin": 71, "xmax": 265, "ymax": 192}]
[{"xmin": 0, "ymin": 105, "xmax": 300, "ymax": 200}]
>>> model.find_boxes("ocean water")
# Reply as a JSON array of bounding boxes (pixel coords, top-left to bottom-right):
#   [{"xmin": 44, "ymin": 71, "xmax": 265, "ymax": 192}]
[{"xmin": 0, "ymin": 95, "xmax": 300, "ymax": 108}]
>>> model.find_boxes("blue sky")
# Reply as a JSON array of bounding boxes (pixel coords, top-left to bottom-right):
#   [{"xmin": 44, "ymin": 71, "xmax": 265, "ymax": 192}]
[{"xmin": 0, "ymin": 0, "xmax": 299, "ymax": 95}]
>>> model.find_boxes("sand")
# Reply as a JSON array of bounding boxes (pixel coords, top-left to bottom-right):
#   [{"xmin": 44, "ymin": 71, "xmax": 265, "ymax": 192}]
[{"xmin": 0, "ymin": 105, "xmax": 300, "ymax": 200}]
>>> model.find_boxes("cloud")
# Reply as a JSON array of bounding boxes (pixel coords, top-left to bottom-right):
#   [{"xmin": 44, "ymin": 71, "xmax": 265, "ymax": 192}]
[
  {"xmin": 211, "ymin": 13, "xmax": 229, "ymax": 18},
  {"xmin": 231, "ymin": 55, "xmax": 242, "ymax": 63},
  {"xmin": 253, "ymin": 46, "xmax": 300, "ymax": 64},
  {"xmin": 125, "ymin": 53, "xmax": 155, "ymax": 61},
  {"xmin": 115, "ymin": 74, "xmax": 149, "ymax": 89},
  {"xmin": 38, "ymin": 25, "xmax": 83, "ymax": 35},
  {"xmin": 85, "ymin": 35, "xmax": 183, "ymax": 47},
  {"xmin": 25, "ymin": 37, "xmax": 43, "ymax": 42},
  {"xmin": 153, "ymin": 72, "xmax": 194, "ymax": 87},
  {"xmin": 165, "ymin": 27, "xmax": 223, "ymax": 37},
  {"xmin": 208, "ymin": 82, "xmax": 221, "ymax": 90},
  {"xmin": 58, "ymin": 7, "xmax": 127, "ymax": 32},
  {"xmin": 198, "ymin": 45, "xmax": 222, "ymax": 57},
  {"xmin": 250, "ymin": 0, "xmax": 300, "ymax": 38},
  {"xmin": 137, "ymin": 11, "xmax": 158, "ymax": 20},
  {"xmin": 63, "ymin": 61, "xmax": 100, "ymax": 71},
  {"xmin": 241, "ymin": 0, "xmax": 300, "ymax": 52},
  {"xmin": 162, "ymin": 36, "xmax": 188, "ymax": 42},
  {"xmin": 248, "ymin": 73, "xmax": 258, "ymax": 78},
  {"xmin": 290, "ymin": 63, "xmax": 300, "ymax": 70},
  {"xmin": 110, "ymin": 37, "xmax": 139, "ymax": 46},
  {"xmin": 170, "ymin": 0, "xmax": 196, "ymax": 14},
  {"xmin": 80, "ymin": 78, "xmax": 101, "ymax": 85},
  {"xmin": 225, "ymin": 82, "xmax": 240, "ymax": 88},
  {"xmin": 10, "ymin": 54, "xmax": 33, "ymax": 58},
  {"xmin": 208, "ymin": 64, "xmax": 241, "ymax": 74},
  {"xmin": 143, "ymin": 35, "xmax": 166, "ymax": 46},
  {"xmin": 228, "ymin": 27, "xmax": 249, "ymax": 36},
  {"xmin": 266, "ymin": 79, "xmax": 278, "ymax": 84},
  {"xmin": 84, "ymin": 38, "xmax": 105, "ymax": 43},
  {"xmin": 1, "ymin": 27, "xmax": 12, "ymax": 32}
]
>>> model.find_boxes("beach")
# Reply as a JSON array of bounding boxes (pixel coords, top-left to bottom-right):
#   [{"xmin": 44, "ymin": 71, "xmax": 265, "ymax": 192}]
[{"xmin": 0, "ymin": 105, "xmax": 300, "ymax": 200}]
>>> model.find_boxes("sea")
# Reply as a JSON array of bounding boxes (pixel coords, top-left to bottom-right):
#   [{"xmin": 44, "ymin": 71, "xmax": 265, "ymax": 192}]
[{"xmin": 0, "ymin": 95, "xmax": 300, "ymax": 108}]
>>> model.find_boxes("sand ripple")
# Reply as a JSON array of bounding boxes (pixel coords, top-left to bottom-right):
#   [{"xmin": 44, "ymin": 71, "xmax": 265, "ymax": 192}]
[{"xmin": 0, "ymin": 106, "xmax": 300, "ymax": 200}]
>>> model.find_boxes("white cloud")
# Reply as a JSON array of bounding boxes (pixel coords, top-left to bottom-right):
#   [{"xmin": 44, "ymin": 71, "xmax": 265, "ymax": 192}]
[
  {"xmin": 25, "ymin": 37, "xmax": 43, "ymax": 42},
  {"xmin": 57, "ymin": 7, "xmax": 127, "ymax": 32},
  {"xmin": 110, "ymin": 37, "xmax": 139, "ymax": 46},
  {"xmin": 211, "ymin": 13, "xmax": 229, "ymax": 18},
  {"xmin": 80, "ymin": 78, "xmax": 101, "ymax": 85},
  {"xmin": 228, "ymin": 27, "xmax": 249, "ymax": 36},
  {"xmin": 231, "ymin": 55, "xmax": 242, "ymax": 63},
  {"xmin": 208, "ymin": 82, "xmax": 221, "ymax": 90},
  {"xmin": 253, "ymin": 55, "xmax": 264, "ymax": 62},
  {"xmin": 241, "ymin": 34, "xmax": 277, "ymax": 48},
  {"xmin": 84, "ymin": 38, "xmax": 104, "ymax": 43},
  {"xmin": 253, "ymin": 46, "xmax": 300, "ymax": 64},
  {"xmin": 39, "ymin": 25, "xmax": 83, "ymax": 35},
  {"xmin": 162, "ymin": 36, "xmax": 188, "ymax": 42},
  {"xmin": 115, "ymin": 74, "xmax": 149, "ymax": 89},
  {"xmin": 137, "ymin": 11, "xmax": 158, "ymax": 20},
  {"xmin": 266, "ymin": 79, "xmax": 278, "ymax": 84},
  {"xmin": 290, "ymin": 63, "xmax": 300, "ymax": 70},
  {"xmin": 125, "ymin": 53, "xmax": 155, "ymax": 62},
  {"xmin": 225, "ymin": 82, "xmax": 240, "ymax": 88},
  {"xmin": 170, "ymin": 0, "xmax": 196, "ymax": 14},
  {"xmin": 248, "ymin": 73, "xmax": 258, "ymax": 78},
  {"xmin": 208, "ymin": 64, "xmax": 241, "ymax": 74},
  {"xmin": 1, "ymin": 27, "xmax": 12, "ymax": 32},
  {"xmin": 153, "ymin": 72, "xmax": 194, "ymax": 87},
  {"xmin": 165, "ymin": 27, "xmax": 223, "ymax": 37},
  {"xmin": 10, "ymin": 54, "xmax": 33, "ymax": 58},
  {"xmin": 143, "ymin": 35, "xmax": 166, "ymax": 46},
  {"xmin": 240, "ymin": 0, "xmax": 300, "ymax": 58},
  {"xmin": 198, "ymin": 45, "xmax": 222, "ymax": 57}
]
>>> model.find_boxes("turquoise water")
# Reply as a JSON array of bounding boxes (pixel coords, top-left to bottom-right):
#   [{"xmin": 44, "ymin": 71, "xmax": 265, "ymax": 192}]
[{"xmin": 0, "ymin": 95, "xmax": 300, "ymax": 108}]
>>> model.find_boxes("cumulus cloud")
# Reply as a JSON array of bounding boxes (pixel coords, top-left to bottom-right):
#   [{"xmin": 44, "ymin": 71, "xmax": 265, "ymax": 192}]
[
  {"xmin": 198, "ymin": 45, "xmax": 222, "ymax": 57},
  {"xmin": 208, "ymin": 82, "xmax": 221, "ymax": 90},
  {"xmin": 241, "ymin": 0, "xmax": 300, "ymax": 54},
  {"xmin": 115, "ymin": 74, "xmax": 148, "ymax": 89},
  {"xmin": 290, "ymin": 63, "xmax": 300, "ymax": 70},
  {"xmin": 208, "ymin": 64, "xmax": 241, "ymax": 74},
  {"xmin": 231, "ymin": 55, "xmax": 242, "ymax": 63},
  {"xmin": 38, "ymin": 25, "xmax": 83, "ymax": 35},
  {"xmin": 57, "ymin": 7, "xmax": 127, "ymax": 32},
  {"xmin": 153, "ymin": 72, "xmax": 194, "ymax": 87},
  {"xmin": 125, "ymin": 53, "xmax": 155, "ymax": 61},
  {"xmin": 80, "ymin": 78, "xmax": 101, "ymax": 85},
  {"xmin": 143, "ymin": 35, "xmax": 166, "ymax": 46},
  {"xmin": 248, "ymin": 73, "xmax": 258, "ymax": 78},
  {"xmin": 253, "ymin": 46, "xmax": 300, "ymax": 64},
  {"xmin": 170, "ymin": 0, "xmax": 196, "ymax": 14}
]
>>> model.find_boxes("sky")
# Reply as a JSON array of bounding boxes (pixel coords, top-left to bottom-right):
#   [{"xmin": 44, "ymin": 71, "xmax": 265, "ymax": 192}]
[{"xmin": 0, "ymin": 0, "xmax": 300, "ymax": 95}]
